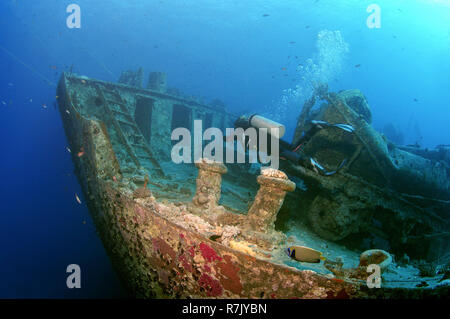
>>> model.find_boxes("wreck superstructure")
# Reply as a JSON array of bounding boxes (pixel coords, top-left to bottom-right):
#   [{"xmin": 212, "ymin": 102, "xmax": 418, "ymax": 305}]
[
  {"xmin": 57, "ymin": 69, "xmax": 449, "ymax": 298},
  {"xmin": 285, "ymin": 88, "xmax": 450, "ymax": 261}
]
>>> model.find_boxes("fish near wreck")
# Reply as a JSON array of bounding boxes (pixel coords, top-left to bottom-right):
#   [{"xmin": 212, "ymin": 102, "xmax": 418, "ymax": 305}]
[
  {"xmin": 56, "ymin": 69, "xmax": 449, "ymax": 299},
  {"xmin": 286, "ymin": 246, "xmax": 326, "ymax": 263}
]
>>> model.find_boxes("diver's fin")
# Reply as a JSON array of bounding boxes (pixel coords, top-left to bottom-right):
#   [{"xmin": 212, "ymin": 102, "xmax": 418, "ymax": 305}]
[
  {"xmin": 310, "ymin": 157, "xmax": 348, "ymax": 176},
  {"xmin": 310, "ymin": 120, "xmax": 330, "ymax": 128},
  {"xmin": 323, "ymin": 158, "xmax": 348, "ymax": 176},
  {"xmin": 310, "ymin": 120, "xmax": 354, "ymax": 133},
  {"xmin": 310, "ymin": 158, "xmax": 325, "ymax": 171},
  {"xmin": 332, "ymin": 123, "xmax": 355, "ymax": 133}
]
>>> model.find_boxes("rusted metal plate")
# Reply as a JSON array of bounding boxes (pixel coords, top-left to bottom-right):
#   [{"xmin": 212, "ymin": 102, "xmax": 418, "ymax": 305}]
[
  {"xmin": 96, "ymin": 183, "xmax": 358, "ymax": 299},
  {"xmin": 58, "ymin": 73, "xmax": 449, "ymax": 299}
]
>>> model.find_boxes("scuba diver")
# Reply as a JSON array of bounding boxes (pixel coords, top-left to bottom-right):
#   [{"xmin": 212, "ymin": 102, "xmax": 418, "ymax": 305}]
[{"xmin": 226, "ymin": 113, "xmax": 355, "ymax": 176}]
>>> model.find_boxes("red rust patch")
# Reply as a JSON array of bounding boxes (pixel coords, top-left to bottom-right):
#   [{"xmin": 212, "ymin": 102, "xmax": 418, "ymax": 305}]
[
  {"xmin": 152, "ymin": 237, "xmax": 176, "ymax": 261},
  {"xmin": 178, "ymin": 254, "xmax": 193, "ymax": 273},
  {"xmin": 326, "ymin": 289, "xmax": 350, "ymax": 299},
  {"xmin": 336, "ymin": 289, "xmax": 350, "ymax": 299},
  {"xmin": 199, "ymin": 242, "xmax": 222, "ymax": 263},
  {"xmin": 217, "ymin": 255, "xmax": 242, "ymax": 294},
  {"xmin": 188, "ymin": 246, "xmax": 195, "ymax": 258},
  {"xmin": 198, "ymin": 273, "xmax": 223, "ymax": 297}
]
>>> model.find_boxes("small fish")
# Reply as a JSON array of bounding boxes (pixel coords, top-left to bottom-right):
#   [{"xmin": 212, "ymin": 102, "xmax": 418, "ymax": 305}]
[
  {"xmin": 281, "ymin": 67, "xmax": 287, "ymax": 71},
  {"xmin": 262, "ymin": 14, "xmax": 270, "ymax": 17},
  {"xmin": 355, "ymin": 64, "xmax": 361, "ymax": 68},
  {"xmin": 77, "ymin": 147, "xmax": 85, "ymax": 157},
  {"xmin": 305, "ymin": 25, "xmax": 310, "ymax": 29},
  {"xmin": 331, "ymin": 123, "xmax": 355, "ymax": 133},
  {"xmin": 1, "ymin": 101, "xmax": 6, "ymax": 105},
  {"xmin": 55, "ymin": 95, "xmax": 59, "ymax": 99},
  {"xmin": 413, "ymin": 98, "xmax": 418, "ymax": 102},
  {"xmin": 50, "ymin": 65, "xmax": 57, "ymax": 70},
  {"xmin": 8, "ymin": 83, "xmax": 13, "ymax": 86},
  {"xmin": 331, "ymin": 278, "xmax": 344, "ymax": 283},
  {"xmin": 66, "ymin": 109, "xmax": 70, "ymax": 114},
  {"xmin": 289, "ymin": 41, "xmax": 296, "ymax": 44},
  {"xmin": 66, "ymin": 147, "xmax": 71, "ymax": 153},
  {"xmin": 29, "ymin": 98, "xmax": 32, "ymax": 102},
  {"xmin": 209, "ymin": 235, "xmax": 221, "ymax": 241},
  {"xmin": 112, "ymin": 176, "xmax": 117, "ymax": 182},
  {"xmin": 42, "ymin": 104, "xmax": 47, "ymax": 109},
  {"xmin": 81, "ymin": 79, "xmax": 86, "ymax": 84},
  {"xmin": 407, "ymin": 142, "xmax": 421, "ymax": 148},
  {"xmin": 75, "ymin": 194, "xmax": 82, "ymax": 204},
  {"xmin": 286, "ymin": 245, "xmax": 326, "ymax": 263}
]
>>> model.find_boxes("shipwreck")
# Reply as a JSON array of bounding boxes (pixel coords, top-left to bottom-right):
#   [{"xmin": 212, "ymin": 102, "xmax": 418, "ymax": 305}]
[{"xmin": 57, "ymin": 69, "xmax": 449, "ymax": 298}]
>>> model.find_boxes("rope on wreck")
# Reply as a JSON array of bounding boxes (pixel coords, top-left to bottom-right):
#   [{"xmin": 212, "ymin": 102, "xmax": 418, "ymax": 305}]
[
  {"xmin": 0, "ymin": 44, "xmax": 56, "ymax": 87},
  {"xmin": 81, "ymin": 46, "xmax": 116, "ymax": 79},
  {"xmin": 400, "ymin": 192, "xmax": 450, "ymax": 205},
  {"xmin": 69, "ymin": 35, "xmax": 117, "ymax": 80}
]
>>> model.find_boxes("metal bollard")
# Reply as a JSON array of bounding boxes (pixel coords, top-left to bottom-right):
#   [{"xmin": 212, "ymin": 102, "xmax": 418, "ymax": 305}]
[
  {"xmin": 192, "ymin": 158, "xmax": 227, "ymax": 210},
  {"xmin": 247, "ymin": 168, "xmax": 296, "ymax": 233}
]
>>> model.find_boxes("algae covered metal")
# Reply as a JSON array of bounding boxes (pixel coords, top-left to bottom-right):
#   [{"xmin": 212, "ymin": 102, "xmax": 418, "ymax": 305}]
[{"xmin": 57, "ymin": 70, "xmax": 449, "ymax": 298}]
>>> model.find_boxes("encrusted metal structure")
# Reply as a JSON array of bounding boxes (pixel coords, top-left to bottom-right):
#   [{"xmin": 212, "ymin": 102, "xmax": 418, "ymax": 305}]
[{"xmin": 57, "ymin": 70, "xmax": 449, "ymax": 298}]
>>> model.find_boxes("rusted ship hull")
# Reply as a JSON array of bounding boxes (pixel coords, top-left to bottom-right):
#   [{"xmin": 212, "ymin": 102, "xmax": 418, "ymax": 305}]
[
  {"xmin": 98, "ymin": 184, "xmax": 360, "ymax": 298},
  {"xmin": 57, "ymin": 72, "xmax": 448, "ymax": 299},
  {"xmin": 59, "ymin": 98, "xmax": 355, "ymax": 298}
]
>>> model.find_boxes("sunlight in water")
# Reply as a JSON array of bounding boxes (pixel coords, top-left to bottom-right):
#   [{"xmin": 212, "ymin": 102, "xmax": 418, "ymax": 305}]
[{"xmin": 262, "ymin": 30, "xmax": 349, "ymax": 126}]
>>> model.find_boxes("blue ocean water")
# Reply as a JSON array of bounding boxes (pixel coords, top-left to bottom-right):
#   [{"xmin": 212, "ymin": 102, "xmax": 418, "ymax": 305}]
[{"xmin": 0, "ymin": 0, "xmax": 448, "ymax": 298}]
